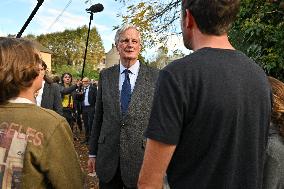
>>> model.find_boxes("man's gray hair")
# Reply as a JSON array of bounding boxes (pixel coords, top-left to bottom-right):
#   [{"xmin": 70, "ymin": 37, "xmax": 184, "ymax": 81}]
[{"xmin": 114, "ymin": 24, "xmax": 141, "ymax": 46}]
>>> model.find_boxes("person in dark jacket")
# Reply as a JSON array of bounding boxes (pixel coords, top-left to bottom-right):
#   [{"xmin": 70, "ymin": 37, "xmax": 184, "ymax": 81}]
[
  {"xmin": 35, "ymin": 61, "xmax": 63, "ymax": 115},
  {"xmin": 88, "ymin": 24, "xmax": 159, "ymax": 189},
  {"xmin": 59, "ymin": 72, "xmax": 81, "ymax": 132},
  {"xmin": 80, "ymin": 77, "xmax": 97, "ymax": 144}
]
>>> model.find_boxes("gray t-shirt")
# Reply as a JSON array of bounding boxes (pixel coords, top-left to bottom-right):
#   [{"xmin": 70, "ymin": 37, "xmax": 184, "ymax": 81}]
[{"xmin": 145, "ymin": 48, "xmax": 272, "ymax": 189}]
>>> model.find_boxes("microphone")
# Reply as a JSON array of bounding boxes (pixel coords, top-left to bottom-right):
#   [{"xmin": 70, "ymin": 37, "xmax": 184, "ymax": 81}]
[{"xmin": 86, "ymin": 3, "xmax": 104, "ymax": 13}]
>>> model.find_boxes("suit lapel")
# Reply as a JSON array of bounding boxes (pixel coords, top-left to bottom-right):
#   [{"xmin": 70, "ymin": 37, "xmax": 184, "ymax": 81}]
[
  {"xmin": 88, "ymin": 86, "xmax": 92, "ymax": 102},
  {"xmin": 127, "ymin": 63, "xmax": 148, "ymax": 115},
  {"xmin": 108, "ymin": 65, "xmax": 121, "ymax": 117},
  {"xmin": 41, "ymin": 82, "xmax": 50, "ymax": 106}
]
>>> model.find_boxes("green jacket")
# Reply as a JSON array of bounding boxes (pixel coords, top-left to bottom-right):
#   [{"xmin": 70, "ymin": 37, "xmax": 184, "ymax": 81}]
[{"xmin": 0, "ymin": 103, "xmax": 84, "ymax": 189}]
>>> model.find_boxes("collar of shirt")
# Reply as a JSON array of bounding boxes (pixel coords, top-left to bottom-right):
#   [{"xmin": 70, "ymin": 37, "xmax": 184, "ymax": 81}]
[
  {"xmin": 9, "ymin": 97, "xmax": 35, "ymax": 104},
  {"xmin": 84, "ymin": 85, "xmax": 90, "ymax": 90},
  {"xmin": 119, "ymin": 60, "xmax": 140, "ymax": 75},
  {"xmin": 119, "ymin": 61, "xmax": 140, "ymax": 92},
  {"xmin": 83, "ymin": 85, "xmax": 90, "ymax": 106},
  {"xmin": 36, "ymin": 80, "xmax": 45, "ymax": 106}
]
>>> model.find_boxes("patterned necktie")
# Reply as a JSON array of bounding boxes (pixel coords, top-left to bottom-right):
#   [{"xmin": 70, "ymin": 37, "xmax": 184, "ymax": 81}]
[{"xmin": 121, "ymin": 69, "xmax": 132, "ymax": 114}]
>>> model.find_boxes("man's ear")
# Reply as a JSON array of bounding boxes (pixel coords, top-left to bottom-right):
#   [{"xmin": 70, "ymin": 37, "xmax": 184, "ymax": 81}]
[{"xmin": 185, "ymin": 9, "xmax": 194, "ymax": 29}]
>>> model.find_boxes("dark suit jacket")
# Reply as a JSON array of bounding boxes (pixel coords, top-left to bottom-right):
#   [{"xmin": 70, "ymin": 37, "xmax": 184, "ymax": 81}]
[
  {"xmin": 89, "ymin": 63, "xmax": 159, "ymax": 187},
  {"xmin": 82, "ymin": 85, "xmax": 97, "ymax": 107},
  {"xmin": 41, "ymin": 82, "xmax": 63, "ymax": 115}
]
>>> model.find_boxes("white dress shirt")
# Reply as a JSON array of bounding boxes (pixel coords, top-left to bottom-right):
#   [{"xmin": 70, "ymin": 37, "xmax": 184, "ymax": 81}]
[
  {"xmin": 36, "ymin": 80, "xmax": 45, "ymax": 106},
  {"xmin": 83, "ymin": 85, "xmax": 90, "ymax": 106},
  {"xmin": 119, "ymin": 61, "xmax": 140, "ymax": 93},
  {"xmin": 89, "ymin": 61, "xmax": 140, "ymax": 159}
]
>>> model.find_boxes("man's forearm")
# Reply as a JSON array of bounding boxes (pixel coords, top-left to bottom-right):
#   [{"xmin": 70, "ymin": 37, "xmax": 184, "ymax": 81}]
[{"xmin": 138, "ymin": 139, "xmax": 176, "ymax": 189}]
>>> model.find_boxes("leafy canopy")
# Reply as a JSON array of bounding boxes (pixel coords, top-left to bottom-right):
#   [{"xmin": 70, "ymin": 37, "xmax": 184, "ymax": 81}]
[
  {"xmin": 115, "ymin": 0, "xmax": 284, "ymax": 80},
  {"xmin": 36, "ymin": 25, "xmax": 105, "ymax": 80}
]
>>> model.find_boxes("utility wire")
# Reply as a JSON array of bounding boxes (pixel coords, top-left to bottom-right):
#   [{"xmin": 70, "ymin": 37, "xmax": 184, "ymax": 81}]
[{"xmin": 46, "ymin": 0, "xmax": 72, "ymax": 32}]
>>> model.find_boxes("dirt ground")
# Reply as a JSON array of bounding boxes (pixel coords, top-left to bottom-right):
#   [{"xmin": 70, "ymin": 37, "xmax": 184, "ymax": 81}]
[{"xmin": 74, "ymin": 131, "xmax": 99, "ymax": 189}]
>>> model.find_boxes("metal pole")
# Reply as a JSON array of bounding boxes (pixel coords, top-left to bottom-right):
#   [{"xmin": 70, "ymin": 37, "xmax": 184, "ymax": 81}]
[
  {"xmin": 16, "ymin": 0, "xmax": 44, "ymax": 38},
  {"xmin": 81, "ymin": 12, "xmax": 93, "ymax": 79}
]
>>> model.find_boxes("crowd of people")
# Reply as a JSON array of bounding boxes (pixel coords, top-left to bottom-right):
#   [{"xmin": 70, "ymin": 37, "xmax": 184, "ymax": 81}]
[
  {"xmin": 34, "ymin": 61, "xmax": 98, "ymax": 143},
  {"xmin": 0, "ymin": 37, "xmax": 84, "ymax": 189},
  {"xmin": 0, "ymin": 0, "xmax": 283, "ymax": 188}
]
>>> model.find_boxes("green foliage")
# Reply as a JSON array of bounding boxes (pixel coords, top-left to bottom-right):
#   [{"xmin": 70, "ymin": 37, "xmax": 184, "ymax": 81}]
[
  {"xmin": 25, "ymin": 34, "xmax": 37, "ymax": 40},
  {"xmin": 138, "ymin": 54, "xmax": 149, "ymax": 65},
  {"xmin": 83, "ymin": 63, "xmax": 100, "ymax": 80},
  {"xmin": 36, "ymin": 25, "xmax": 104, "ymax": 79},
  {"xmin": 118, "ymin": 0, "xmax": 284, "ymax": 80},
  {"xmin": 115, "ymin": 0, "xmax": 180, "ymax": 49},
  {"xmin": 148, "ymin": 46, "xmax": 186, "ymax": 69},
  {"xmin": 230, "ymin": 0, "xmax": 284, "ymax": 80},
  {"xmin": 53, "ymin": 63, "xmax": 99, "ymax": 80}
]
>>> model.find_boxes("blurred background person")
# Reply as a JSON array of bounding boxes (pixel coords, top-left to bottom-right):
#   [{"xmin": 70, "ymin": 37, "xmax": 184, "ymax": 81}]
[
  {"xmin": 35, "ymin": 61, "xmax": 63, "ymax": 115},
  {"xmin": 263, "ymin": 76, "xmax": 284, "ymax": 189},
  {"xmin": 80, "ymin": 77, "xmax": 97, "ymax": 145},
  {"xmin": 0, "ymin": 37, "xmax": 84, "ymax": 189},
  {"xmin": 59, "ymin": 72, "xmax": 81, "ymax": 134},
  {"xmin": 74, "ymin": 79, "xmax": 83, "ymax": 134},
  {"xmin": 52, "ymin": 75, "xmax": 61, "ymax": 85},
  {"xmin": 90, "ymin": 79, "xmax": 95, "ymax": 86}
]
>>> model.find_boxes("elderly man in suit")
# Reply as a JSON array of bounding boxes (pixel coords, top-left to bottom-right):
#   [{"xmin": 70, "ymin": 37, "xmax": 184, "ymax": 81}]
[
  {"xmin": 80, "ymin": 77, "xmax": 97, "ymax": 144},
  {"xmin": 87, "ymin": 24, "xmax": 159, "ymax": 189}
]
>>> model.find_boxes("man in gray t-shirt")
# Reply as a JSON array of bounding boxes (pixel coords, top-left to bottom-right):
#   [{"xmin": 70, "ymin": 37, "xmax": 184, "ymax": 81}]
[{"xmin": 138, "ymin": 0, "xmax": 272, "ymax": 189}]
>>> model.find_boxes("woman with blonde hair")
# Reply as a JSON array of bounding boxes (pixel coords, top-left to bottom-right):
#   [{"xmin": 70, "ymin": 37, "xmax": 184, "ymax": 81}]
[{"xmin": 263, "ymin": 76, "xmax": 284, "ymax": 189}]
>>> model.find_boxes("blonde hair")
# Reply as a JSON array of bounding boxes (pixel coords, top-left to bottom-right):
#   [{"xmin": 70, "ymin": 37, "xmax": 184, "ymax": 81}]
[{"xmin": 268, "ymin": 76, "xmax": 284, "ymax": 136}]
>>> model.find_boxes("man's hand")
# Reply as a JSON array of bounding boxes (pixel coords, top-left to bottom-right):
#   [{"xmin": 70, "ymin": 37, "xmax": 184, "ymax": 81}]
[{"xmin": 88, "ymin": 157, "xmax": 96, "ymax": 173}]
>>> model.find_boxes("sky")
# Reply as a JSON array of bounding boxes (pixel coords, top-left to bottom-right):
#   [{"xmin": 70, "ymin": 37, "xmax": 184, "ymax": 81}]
[{"xmin": 0, "ymin": 0, "xmax": 190, "ymax": 58}]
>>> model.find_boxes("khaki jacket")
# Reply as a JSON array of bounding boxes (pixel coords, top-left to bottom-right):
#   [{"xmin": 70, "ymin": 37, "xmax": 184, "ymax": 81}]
[{"xmin": 0, "ymin": 103, "xmax": 84, "ymax": 189}]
